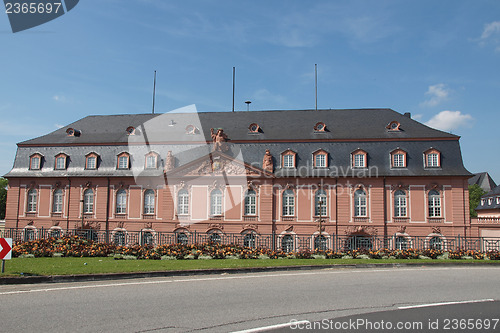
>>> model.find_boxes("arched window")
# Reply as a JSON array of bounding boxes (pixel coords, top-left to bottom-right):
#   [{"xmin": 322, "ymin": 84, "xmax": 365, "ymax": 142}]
[
  {"xmin": 52, "ymin": 189, "xmax": 63, "ymax": 213},
  {"xmin": 210, "ymin": 189, "xmax": 223, "ymax": 216},
  {"xmin": 141, "ymin": 231, "xmax": 154, "ymax": 246},
  {"xmin": 209, "ymin": 233, "xmax": 221, "ymax": 244},
  {"xmin": 27, "ymin": 188, "xmax": 37, "ymax": 212},
  {"xmin": 395, "ymin": 236, "xmax": 408, "ymax": 250},
  {"xmin": 428, "ymin": 190, "xmax": 441, "ymax": 217},
  {"xmin": 429, "ymin": 236, "xmax": 442, "ymax": 250},
  {"xmin": 282, "ymin": 189, "xmax": 295, "ymax": 216},
  {"xmin": 243, "ymin": 232, "xmax": 257, "ymax": 248},
  {"xmin": 117, "ymin": 154, "xmax": 129, "ymax": 169},
  {"xmin": 244, "ymin": 190, "xmax": 257, "ymax": 216},
  {"xmin": 116, "ymin": 189, "xmax": 127, "ymax": 214},
  {"xmin": 176, "ymin": 232, "xmax": 188, "ymax": 245},
  {"xmin": 354, "ymin": 189, "xmax": 367, "ymax": 217},
  {"xmin": 114, "ymin": 231, "xmax": 126, "ymax": 246},
  {"xmin": 314, "ymin": 235, "xmax": 327, "ymax": 251},
  {"xmin": 281, "ymin": 235, "xmax": 294, "ymax": 252},
  {"xmin": 144, "ymin": 189, "xmax": 155, "ymax": 214},
  {"xmin": 177, "ymin": 190, "xmax": 189, "ymax": 215},
  {"xmin": 394, "ymin": 190, "xmax": 407, "ymax": 217},
  {"xmin": 24, "ymin": 227, "xmax": 36, "ymax": 241},
  {"xmin": 83, "ymin": 189, "xmax": 94, "ymax": 213},
  {"xmin": 315, "ymin": 189, "xmax": 327, "ymax": 216}
]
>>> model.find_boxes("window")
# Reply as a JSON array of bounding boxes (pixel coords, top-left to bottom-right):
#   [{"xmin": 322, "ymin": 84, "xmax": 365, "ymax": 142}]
[
  {"xmin": 314, "ymin": 235, "xmax": 327, "ymax": 251},
  {"xmin": 394, "ymin": 190, "xmax": 407, "ymax": 217},
  {"xmin": 354, "ymin": 189, "xmax": 367, "ymax": 217},
  {"xmin": 281, "ymin": 235, "xmax": 294, "ymax": 252},
  {"xmin": 283, "ymin": 155, "xmax": 295, "ymax": 168},
  {"xmin": 282, "ymin": 189, "xmax": 295, "ymax": 216},
  {"xmin": 48, "ymin": 227, "xmax": 62, "ymax": 238},
  {"xmin": 209, "ymin": 233, "xmax": 221, "ymax": 244},
  {"xmin": 428, "ymin": 190, "xmax": 441, "ymax": 217},
  {"xmin": 144, "ymin": 189, "xmax": 155, "ymax": 214},
  {"xmin": 393, "ymin": 154, "xmax": 405, "ymax": 167},
  {"xmin": 55, "ymin": 155, "xmax": 66, "ymax": 170},
  {"xmin": 282, "ymin": 150, "xmax": 296, "ymax": 168},
  {"xmin": 210, "ymin": 189, "xmax": 223, "ymax": 216},
  {"xmin": 386, "ymin": 121, "xmax": 401, "ymax": 131},
  {"xmin": 243, "ymin": 232, "xmax": 257, "ymax": 248},
  {"xmin": 117, "ymin": 154, "xmax": 129, "ymax": 169},
  {"xmin": 248, "ymin": 123, "xmax": 260, "ymax": 133},
  {"xmin": 395, "ymin": 236, "xmax": 408, "ymax": 250},
  {"xmin": 314, "ymin": 122, "xmax": 326, "ymax": 132},
  {"xmin": 52, "ymin": 189, "xmax": 63, "ymax": 213},
  {"xmin": 352, "ymin": 150, "xmax": 367, "ymax": 168},
  {"xmin": 315, "ymin": 189, "xmax": 327, "ymax": 216},
  {"xmin": 481, "ymin": 199, "xmax": 485, "ymax": 206},
  {"xmin": 488, "ymin": 198, "xmax": 493, "ymax": 205},
  {"xmin": 429, "ymin": 236, "xmax": 442, "ymax": 250},
  {"xmin": 145, "ymin": 153, "xmax": 157, "ymax": 169},
  {"xmin": 177, "ymin": 190, "xmax": 189, "ymax": 215},
  {"xmin": 177, "ymin": 232, "xmax": 188, "ymax": 245},
  {"xmin": 116, "ymin": 189, "xmax": 127, "ymax": 214},
  {"xmin": 126, "ymin": 126, "xmax": 135, "ymax": 135},
  {"xmin": 141, "ymin": 231, "xmax": 154, "ymax": 246},
  {"xmin": 83, "ymin": 189, "xmax": 94, "ymax": 213},
  {"xmin": 24, "ymin": 227, "xmax": 36, "ymax": 241},
  {"xmin": 27, "ymin": 188, "xmax": 37, "ymax": 212},
  {"xmin": 114, "ymin": 231, "xmax": 126, "ymax": 246},
  {"xmin": 424, "ymin": 149, "xmax": 441, "ymax": 168},
  {"xmin": 86, "ymin": 154, "xmax": 97, "ymax": 169},
  {"xmin": 497, "ymin": 197, "xmax": 500, "ymax": 205},
  {"xmin": 244, "ymin": 190, "xmax": 257, "ymax": 215},
  {"xmin": 30, "ymin": 155, "xmax": 41, "ymax": 170}
]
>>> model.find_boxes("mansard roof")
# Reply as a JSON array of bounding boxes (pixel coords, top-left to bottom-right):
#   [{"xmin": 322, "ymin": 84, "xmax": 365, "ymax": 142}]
[
  {"xmin": 6, "ymin": 108, "xmax": 471, "ymax": 178},
  {"xmin": 18, "ymin": 108, "xmax": 457, "ymax": 146}
]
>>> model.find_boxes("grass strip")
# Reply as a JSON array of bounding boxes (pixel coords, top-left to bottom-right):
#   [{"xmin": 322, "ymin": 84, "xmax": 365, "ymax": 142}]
[{"xmin": 1, "ymin": 257, "xmax": 498, "ymax": 277}]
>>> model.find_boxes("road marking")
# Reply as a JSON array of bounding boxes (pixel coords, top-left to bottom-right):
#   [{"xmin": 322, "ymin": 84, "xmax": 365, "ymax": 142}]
[
  {"xmin": 1, "ymin": 266, "xmax": 499, "ymax": 296},
  {"xmin": 231, "ymin": 320, "xmax": 310, "ymax": 333},
  {"xmin": 398, "ymin": 299, "xmax": 495, "ymax": 309}
]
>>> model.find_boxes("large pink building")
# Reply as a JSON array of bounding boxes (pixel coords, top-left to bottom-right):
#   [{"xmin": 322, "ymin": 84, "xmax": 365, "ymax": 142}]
[{"xmin": 3, "ymin": 109, "xmax": 475, "ymax": 250}]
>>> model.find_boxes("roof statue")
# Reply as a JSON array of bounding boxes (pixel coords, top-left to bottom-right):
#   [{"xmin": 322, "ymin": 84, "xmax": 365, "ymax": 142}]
[
  {"xmin": 164, "ymin": 150, "xmax": 174, "ymax": 172},
  {"xmin": 210, "ymin": 128, "xmax": 229, "ymax": 152},
  {"xmin": 263, "ymin": 149, "xmax": 273, "ymax": 173}
]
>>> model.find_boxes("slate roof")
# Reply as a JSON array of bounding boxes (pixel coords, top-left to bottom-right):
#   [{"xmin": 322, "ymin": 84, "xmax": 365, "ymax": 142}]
[
  {"xmin": 476, "ymin": 185, "xmax": 500, "ymax": 211},
  {"xmin": 468, "ymin": 172, "xmax": 497, "ymax": 192},
  {"xmin": 6, "ymin": 108, "xmax": 471, "ymax": 178}
]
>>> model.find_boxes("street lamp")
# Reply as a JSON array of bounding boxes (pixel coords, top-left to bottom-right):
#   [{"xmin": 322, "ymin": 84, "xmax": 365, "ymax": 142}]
[{"xmin": 318, "ymin": 200, "xmax": 323, "ymax": 250}]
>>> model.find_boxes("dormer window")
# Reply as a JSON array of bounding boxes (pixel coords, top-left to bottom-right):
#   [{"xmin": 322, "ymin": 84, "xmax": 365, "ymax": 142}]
[
  {"xmin": 54, "ymin": 153, "xmax": 68, "ymax": 170},
  {"xmin": 390, "ymin": 149, "xmax": 407, "ymax": 168},
  {"xmin": 85, "ymin": 153, "xmax": 98, "ymax": 170},
  {"xmin": 248, "ymin": 123, "xmax": 260, "ymax": 133},
  {"xmin": 314, "ymin": 122, "xmax": 326, "ymax": 132},
  {"xmin": 496, "ymin": 197, "xmax": 500, "ymax": 205},
  {"xmin": 481, "ymin": 199, "xmax": 485, "ymax": 206},
  {"xmin": 30, "ymin": 153, "xmax": 42, "ymax": 170},
  {"xmin": 488, "ymin": 198, "xmax": 493, "ymax": 205},
  {"xmin": 281, "ymin": 150, "xmax": 296, "ymax": 168},
  {"xmin": 313, "ymin": 149, "xmax": 328, "ymax": 168},
  {"xmin": 424, "ymin": 148, "xmax": 441, "ymax": 168},
  {"xmin": 117, "ymin": 152, "xmax": 130, "ymax": 170},
  {"xmin": 386, "ymin": 121, "xmax": 401, "ymax": 131},
  {"xmin": 145, "ymin": 152, "xmax": 159, "ymax": 169},
  {"xmin": 185, "ymin": 125, "xmax": 198, "ymax": 134},
  {"xmin": 66, "ymin": 128, "xmax": 80, "ymax": 136},
  {"xmin": 126, "ymin": 126, "xmax": 136, "ymax": 135},
  {"xmin": 352, "ymin": 149, "xmax": 367, "ymax": 168}
]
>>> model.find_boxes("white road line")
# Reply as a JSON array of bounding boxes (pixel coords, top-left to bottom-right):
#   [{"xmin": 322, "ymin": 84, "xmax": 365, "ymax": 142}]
[
  {"xmin": 398, "ymin": 299, "xmax": 495, "ymax": 310},
  {"xmin": 1, "ymin": 266, "xmax": 498, "ymax": 296},
  {"xmin": 231, "ymin": 320, "xmax": 310, "ymax": 333}
]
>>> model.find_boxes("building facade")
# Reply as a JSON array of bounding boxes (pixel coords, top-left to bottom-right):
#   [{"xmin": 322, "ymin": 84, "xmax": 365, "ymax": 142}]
[{"xmin": 4, "ymin": 109, "xmax": 474, "ymax": 249}]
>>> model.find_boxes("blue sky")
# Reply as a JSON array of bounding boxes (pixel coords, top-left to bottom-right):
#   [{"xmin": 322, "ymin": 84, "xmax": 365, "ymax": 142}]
[{"xmin": 1, "ymin": 0, "xmax": 500, "ymax": 184}]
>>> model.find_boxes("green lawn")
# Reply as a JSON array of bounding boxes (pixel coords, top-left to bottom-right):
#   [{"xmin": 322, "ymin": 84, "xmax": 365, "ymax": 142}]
[{"xmin": 1, "ymin": 257, "xmax": 497, "ymax": 277}]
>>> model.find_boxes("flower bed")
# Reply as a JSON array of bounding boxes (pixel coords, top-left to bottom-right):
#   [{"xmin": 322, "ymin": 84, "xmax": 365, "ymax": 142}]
[{"xmin": 12, "ymin": 236, "xmax": 500, "ymax": 260}]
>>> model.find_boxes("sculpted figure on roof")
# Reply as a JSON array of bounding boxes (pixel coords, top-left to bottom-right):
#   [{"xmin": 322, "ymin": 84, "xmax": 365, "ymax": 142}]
[
  {"xmin": 164, "ymin": 151, "xmax": 174, "ymax": 172},
  {"xmin": 210, "ymin": 128, "xmax": 229, "ymax": 152},
  {"xmin": 263, "ymin": 149, "xmax": 273, "ymax": 172}
]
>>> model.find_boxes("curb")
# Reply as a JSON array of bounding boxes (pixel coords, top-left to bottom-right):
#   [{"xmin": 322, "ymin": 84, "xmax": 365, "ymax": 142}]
[{"xmin": 0, "ymin": 261, "xmax": 497, "ymax": 285}]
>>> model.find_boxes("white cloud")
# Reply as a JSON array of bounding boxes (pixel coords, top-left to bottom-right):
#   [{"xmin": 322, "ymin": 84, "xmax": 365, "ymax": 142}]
[
  {"xmin": 478, "ymin": 21, "xmax": 500, "ymax": 52},
  {"xmin": 53, "ymin": 95, "xmax": 66, "ymax": 102},
  {"xmin": 421, "ymin": 84, "xmax": 451, "ymax": 107},
  {"xmin": 425, "ymin": 110, "xmax": 473, "ymax": 132}
]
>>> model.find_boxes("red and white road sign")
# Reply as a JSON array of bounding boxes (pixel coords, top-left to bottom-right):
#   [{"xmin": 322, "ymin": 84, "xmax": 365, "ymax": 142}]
[{"xmin": 0, "ymin": 238, "xmax": 12, "ymax": 260}]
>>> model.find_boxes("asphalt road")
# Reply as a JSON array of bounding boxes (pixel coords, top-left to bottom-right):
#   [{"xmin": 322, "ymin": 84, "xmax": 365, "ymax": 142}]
[{"xmin": 1, "ymin": 266, "xmax": 499, "ymax": 332}]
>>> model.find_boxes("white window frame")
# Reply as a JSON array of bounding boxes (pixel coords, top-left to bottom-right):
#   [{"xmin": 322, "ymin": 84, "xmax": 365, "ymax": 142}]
[
  {"xmin": 354, "ymin": 189, "xmax": 367, "ymax": 217},
  {"xmin": 315, "ymin": 154, "xmax": 326, "ymax": 168},
  {"xmin": 118, "ymin": 155, "xmax": 129, "ymax": 169},
  {"xmin": 145, "ymin": 154, "xmax": 157, "ymax": 169},
  {"xmin": 144, "ymin": 190, "xmax": 155, "ymax": 214},
  {"xmin": 354, "ymin": 153, "xmax": 365, "ymax": 168},
  {"xmin": 55, "ymin": 156, "xmax": 66, "ymax": 170},
  {"xmin": 282, "ymin": 189, "xmax": 295, "ymax": 216},
  {"xmin": 30, "ymin": 156, "xmax": 40, "ymax": 170},
  {"xmin": 428, "ymin": 190, "xmax": 441, "ymax": 217},
  {"xmin": 27, "ymin": 189, "xmax": 37, "ymax": 212},
  {"xmin": 244, "ymin": 190, "xmax": 257, "ymax": 216},
  {"xmin": 83, "ymin": 189, "xmax": 94, "ymax": 213},
  {"xmin": 210, "ymin": 189, "xmax": 223, "ymax": 216},
  {"xmin": 52, "ymin": 189, "xmax": 63, "ymax": 213},
  {"xmin": 86, "ymin": 156, "xmax": 97, "ymax": 169},
  {"xmin": 426, "ymin": 153, "xmax": 439, "ymax": 167},
  {"xmin": 393, "ymin": 153, "xmax": 405, "ymax": 168},
  {"xmin": 283, "ymin": 154, "xmax": 295, "ymax": 168},
  {"xmin": 315, "ymin": 189, "xmax": 327, "ymax": 216},
  {"xmin": 177, "ymin": 190, "xmax": 189, "ymax": 215},
  {"xmin": 116, "ymin": 189, "xmax": 127, "ymax": 214},
  {"xmin": 394, "ymin": 190, "xmax": 407, "ymax": 217}
]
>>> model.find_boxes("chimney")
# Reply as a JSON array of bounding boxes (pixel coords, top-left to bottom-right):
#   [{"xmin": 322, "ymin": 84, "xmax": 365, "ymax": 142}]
[{"xmin": 403, "ymin": 112, "xmax": 411, "ymax": 118}]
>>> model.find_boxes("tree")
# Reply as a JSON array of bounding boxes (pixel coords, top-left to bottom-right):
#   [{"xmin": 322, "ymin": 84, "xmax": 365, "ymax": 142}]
[
  {"xmin": 0, "ymin": 177, "xmax": 7, "ymax": 220},
  {"xmin": 469, "ymin": 184, "xmax": 486, "ymax": 217}
]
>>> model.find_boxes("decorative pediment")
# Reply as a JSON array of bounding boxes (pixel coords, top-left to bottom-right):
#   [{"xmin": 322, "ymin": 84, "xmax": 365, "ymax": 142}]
[
  {"xmin": 284, "ymin": 225, "xmax": 294, "ymax": 232},
  {"xmin": 345, "ymin": 225, "xmax": 377, "ymax": 236},
  {"xmin": 396, "ymin": 225, "xmax": 407, "ymax": 234},
  {"xmin": 392, "ymin": 183, "xmax": 409, "ymax": 192},
  {"xmin": 431, "ymin": 226, "xmax": 442, "ymax": 234},
  {"xmin": 165, "ymin": 152, "xmax": 269, "ymax": 178}
]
